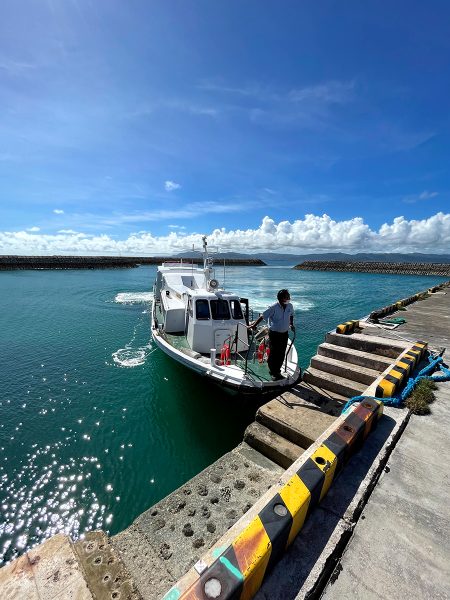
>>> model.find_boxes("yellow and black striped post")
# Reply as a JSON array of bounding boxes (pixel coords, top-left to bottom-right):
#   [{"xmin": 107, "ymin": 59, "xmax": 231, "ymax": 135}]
[
  {"xmin": 375, "ymin": 341, "xmax": 428, "ymax": 398},
  {"xmin": 172, "ymin": 399, "xmax": 383, "ymax": 600},
  {"xmin": 336, "ymin": 320, "xmax": 359, "ymax": 334}
]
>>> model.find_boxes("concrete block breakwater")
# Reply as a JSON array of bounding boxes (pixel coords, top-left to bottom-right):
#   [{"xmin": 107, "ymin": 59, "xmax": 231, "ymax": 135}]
[
  {"xmin": 294, "ymin": 260, "xmax": 450, "ymax": 276},
  {"xmin": 0, "ymin": 256, "xmax": 265, "ymax": 270}
]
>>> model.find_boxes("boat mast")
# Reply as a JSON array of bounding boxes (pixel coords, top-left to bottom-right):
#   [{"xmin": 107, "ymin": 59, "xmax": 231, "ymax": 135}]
[
  {"xmin": 202, "ymin": 235, "xmax": 215, "ymax": 286},
  {"xmin": 202, "ymin": 235, "xmax": 208, "ymax": 272}
]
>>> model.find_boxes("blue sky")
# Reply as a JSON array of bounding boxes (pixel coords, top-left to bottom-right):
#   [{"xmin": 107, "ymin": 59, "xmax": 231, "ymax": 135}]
[{"xmin": 1, "ymin": 0, "xmax": 449, "ymax": 254}]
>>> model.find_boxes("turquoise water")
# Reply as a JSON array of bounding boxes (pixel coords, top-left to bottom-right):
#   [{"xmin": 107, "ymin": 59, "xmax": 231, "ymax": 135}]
[{"xmin": 0, "ymin": 265, "xmax": 445, "ymax": 564}]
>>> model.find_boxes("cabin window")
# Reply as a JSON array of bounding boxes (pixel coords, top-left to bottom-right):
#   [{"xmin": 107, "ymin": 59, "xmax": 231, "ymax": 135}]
[
  {"xmin": 196, "ymin": 299, "xmax": 210, "ymax": 320},
  {"xmin": 210, "ymin": 299, "xmax": 231, "ymax": 320},
  {"xmin": 230, "ymin": 300, "xmax": 244, "ymax": 320}
]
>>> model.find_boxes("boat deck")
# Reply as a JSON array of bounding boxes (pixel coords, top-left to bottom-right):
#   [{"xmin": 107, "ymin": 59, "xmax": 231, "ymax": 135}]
[{"xmin": 153, "ymin": 301, "xmax": 275, "ymax": 383}]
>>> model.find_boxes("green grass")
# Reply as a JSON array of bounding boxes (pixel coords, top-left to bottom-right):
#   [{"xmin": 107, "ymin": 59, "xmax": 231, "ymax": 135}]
[{"xmin": 405, "ymin": 378, "xmax": 437, "ymax": 415}]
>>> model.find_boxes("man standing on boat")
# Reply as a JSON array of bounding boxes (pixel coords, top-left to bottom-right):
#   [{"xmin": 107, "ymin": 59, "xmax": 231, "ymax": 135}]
[{"xmin": 248, "ymin": 289, "xmax": 295, "ymax": 381}]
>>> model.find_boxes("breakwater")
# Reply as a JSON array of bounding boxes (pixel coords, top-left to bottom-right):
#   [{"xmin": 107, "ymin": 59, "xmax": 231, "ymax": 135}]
[
  {"xmin": 294, "ymin": 260, "xmax": 450, "ymax": 276},
  {"xmin": 0, "ymin": 255, "xmax": 265, "ymax": 270}
]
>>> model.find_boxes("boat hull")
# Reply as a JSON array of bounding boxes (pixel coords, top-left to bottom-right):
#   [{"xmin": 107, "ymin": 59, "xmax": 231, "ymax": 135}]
[{"xmin": 151, "ymin": 302, "xmax": 301, "ymax": 396}]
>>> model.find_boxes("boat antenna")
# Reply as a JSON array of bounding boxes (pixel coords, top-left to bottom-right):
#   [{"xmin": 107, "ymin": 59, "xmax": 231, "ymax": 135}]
[
  {"xmin": 202, "ymin": 235, "xmax": 208, "ymax": 271},
  {"xmin": 191, "ymin": 244, "xmax": 194, "ymax": 276},
  {"xmin": 223, "ymin": 258, "xmax": 226, "ymax": 289}
]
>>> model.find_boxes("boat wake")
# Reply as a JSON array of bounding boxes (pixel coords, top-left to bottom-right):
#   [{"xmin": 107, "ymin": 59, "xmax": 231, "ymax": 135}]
[
  {"xmin": 250, "ymin": 297, "xmax": 314, "ymax": 313},
  {"xmin": 112, "ymin": 343, "xmax": 153, "ymax": 368},
  {"xmin": 114, "ymin": 291, "xmax": 153, "ymax": 304},
  {"xmin": 112, "ymin": 303, "xmax": 154, "ymax": 367}
]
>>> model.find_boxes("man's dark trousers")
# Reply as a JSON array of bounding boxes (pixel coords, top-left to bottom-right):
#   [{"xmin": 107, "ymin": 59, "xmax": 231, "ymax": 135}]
[{"xmin": 268, "ymin": 330, "xmax": 289, "ymax": 377}]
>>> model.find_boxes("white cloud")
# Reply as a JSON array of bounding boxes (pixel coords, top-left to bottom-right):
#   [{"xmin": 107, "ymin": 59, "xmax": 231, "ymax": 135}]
[
  {"xmin": 99, "ymin": 200, "xmax": 253, "ymax": 226},
  {"xmin": 58, "ymin": 229, "xmax": 79, "ymax": 234},
  {"xmin": 419, "ymin": 190, "xmax": 439, "ymax": 200},
  {"xmin": 0, "ymin": 57, "xmax": 37, "ymax": 73},
  {"xmin": 53, "ymin": 209, "xmax": 64, "ymax": 214},
  {"xmin": 164, "ymin": 180, "xmax": 181, "ymax": 192},
  {"xmin": 26, "ymin": 226, "xmax": 40, "ymax": 232},
  {"xmin": 1, "ymin": 213, "xmax": 450, "ymax": 255},
  {"xmin": 288, "ymin": 81, "xmax": 355, "ymax": 104},
  {"xmin": 403, "ymin": 190, "xmax": 439, "ymax": 204},
  {"xmin": 168, "ymin": 224, "xmax": 186, "ymax": 230}
]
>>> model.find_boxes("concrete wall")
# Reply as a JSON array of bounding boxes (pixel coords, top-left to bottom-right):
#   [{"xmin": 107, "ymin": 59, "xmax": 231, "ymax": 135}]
[
  {"xmin": 0, "ymin": 256, "xmax": 265, "ymax": 270},
  {"xmin": 294, "ymin": 260, "xmax": 450, "ymax": 276}
]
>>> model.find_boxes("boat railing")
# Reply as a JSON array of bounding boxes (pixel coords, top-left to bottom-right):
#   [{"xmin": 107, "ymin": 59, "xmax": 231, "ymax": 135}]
[
  {"xmin": 227, "ymin": 325, "xmax": 296, "ymax": 378},
  {"xmin": 221, "ymin": 327, "xmax": 256, "ymax": 376},
  {"xmin": 162, "ymin": 260, "xmax": 186, "ymax": 267}
]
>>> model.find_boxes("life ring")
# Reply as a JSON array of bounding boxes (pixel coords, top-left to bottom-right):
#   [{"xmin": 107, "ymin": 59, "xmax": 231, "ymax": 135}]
[
  {"xmin": 220, "ymin": 343, "xmax": 231, "ymax": 365},
  {"xmin": 257, "ymin": 339, "xmax": 270, "ymax": 363}
]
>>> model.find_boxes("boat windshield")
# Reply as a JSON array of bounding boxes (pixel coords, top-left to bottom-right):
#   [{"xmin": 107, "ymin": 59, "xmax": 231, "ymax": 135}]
[
  {"xmin": 196, "ymin": 299, "xmax": 210, "ymax": 320},
  {"xmin": 210, "ymin": 299, "xmax": 231, "ymax": 320},
  {"xmin": 230, "ymin": 299, "xmax": 244, "ymax": 320}
]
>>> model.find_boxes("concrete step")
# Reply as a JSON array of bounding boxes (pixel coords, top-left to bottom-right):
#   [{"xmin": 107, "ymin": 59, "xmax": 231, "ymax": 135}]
[
  {"xmin": 256, "ymin": 400, "xmax": 336, "ymax": 449},
  {"xmin": 317, "ymin": 342, "xmax": 394, "ymax": 372},
  {"xmin": 281, "ymin": 382, "xmax": 347, "ymax": 417},
  {"xmin": 310, "ymin": 354, "xmax": 381, "ymax": 385},
  {"xmin": 303, "ymin": 367, "xmax": 367, "ymax": 398},
  {"xmin": 325, "ymin": 332, "xmax": 409, "ymax": 358},
  {"xmin": 244, "ymin": 421, "xmax": 305, "ymax": 469},
  {"xmin": 287, "ymin": 381, "xmax": 348, "ymax": 405}
]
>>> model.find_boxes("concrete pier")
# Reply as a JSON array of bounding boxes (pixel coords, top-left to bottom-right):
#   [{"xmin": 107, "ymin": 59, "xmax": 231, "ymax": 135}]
[
  {"xmin": 321, "ymin": 383, "xmax": 450, "ymax": 600},
  {"xmin": 1, "ymin": 281, "xmax": 449, "ymax": 599}
]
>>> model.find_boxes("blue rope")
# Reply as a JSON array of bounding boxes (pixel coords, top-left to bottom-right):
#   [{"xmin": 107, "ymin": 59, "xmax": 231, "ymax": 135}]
[{"xmin": 341, "ymin": 355, "xmax": 450, "ymax": 414}]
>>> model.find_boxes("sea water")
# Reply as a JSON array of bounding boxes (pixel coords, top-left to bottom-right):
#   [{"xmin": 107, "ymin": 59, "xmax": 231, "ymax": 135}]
[{"xmin": 0, "ymin": 265, "xmax": 444, "ymax": 564}]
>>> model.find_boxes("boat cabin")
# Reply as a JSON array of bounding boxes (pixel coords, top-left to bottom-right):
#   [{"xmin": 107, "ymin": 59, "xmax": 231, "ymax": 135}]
[{"xmin": 153, "ymin": 263, "xmax": 248, "ymax": 354}]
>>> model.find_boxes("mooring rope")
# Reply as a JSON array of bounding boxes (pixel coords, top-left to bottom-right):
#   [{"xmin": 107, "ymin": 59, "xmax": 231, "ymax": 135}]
[{"xmin": 341, "ymin": 354, "xmax": 450, "ymax": 414}]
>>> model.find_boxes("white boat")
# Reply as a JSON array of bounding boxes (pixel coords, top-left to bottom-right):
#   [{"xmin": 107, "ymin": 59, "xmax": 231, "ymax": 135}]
[{"xmin": 151, "ymin": 237, "xmax": 301, "ymax": 395}]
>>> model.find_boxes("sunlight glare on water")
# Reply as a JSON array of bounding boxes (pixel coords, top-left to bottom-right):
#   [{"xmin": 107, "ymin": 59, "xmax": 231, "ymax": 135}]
[{"xmin": 0, "ymin": 264, "xmax": 445, "ymax": 564}]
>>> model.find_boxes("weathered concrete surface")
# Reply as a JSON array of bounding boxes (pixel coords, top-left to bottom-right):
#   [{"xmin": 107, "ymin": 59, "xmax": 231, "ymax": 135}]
[
  {"xmin": 111, "ymin": 443, "xmax": 283, "ymax": 599},
  {"xmin": 73, "ymin": 530, "xmax": 141, "ymax": 600},
  {"xmin": 285, "ymin": 382, "xmax": 348, "ymax": 416},
  {"xmin": 254, "ymin": 405, "xmax": 408, "ymax": 600},
  {"xmin": 0, "ymin": 533, "xmax": 92, "ymax": 600},
  {"xmin": 303, "ymin": 366, "xmax": 367, "ymax": 397},
  {"xmin": 317, "ymin": 343, "xmax": 396, "ymax": 372},
  {"xmin": 256, "ymin": 400, "xmax": 336, "ymax": 448},
  {"xmin": 321, "ymin": 383, "xmax": 450, "ymax": 600},
  {"xmin": 362, "ymin": 292, "xmax": 449, "ymax": 352},
  {"xmin": 310, "ymin": 354, "xmax": 381, "ymax": 385},
  {"xmin": 325, "ymin": 331, "xmax": 409, "ymax": 357},
  {"xmin": 244, "ymin": 421, "xmax": 305, "ymax": 468},
  {"xmin": 257, "ymin": 288, "xmax": 450, "ymax": 599}
]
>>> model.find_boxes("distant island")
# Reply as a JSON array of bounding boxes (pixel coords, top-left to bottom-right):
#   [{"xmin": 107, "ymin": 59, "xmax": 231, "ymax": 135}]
[
  {"xmin": 0, "ymin": 256, "xmax": 266, "ymax": 270},
  {"xmin": 294, "ymin": 260, "xmax": 450, "ymax": 277},
  {"xmin": 177, "ymin": 251, "xmax": 450, "ymax": 264}
]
